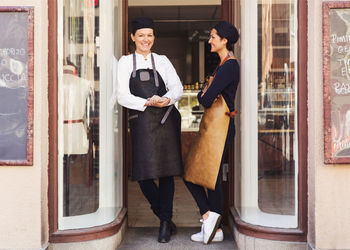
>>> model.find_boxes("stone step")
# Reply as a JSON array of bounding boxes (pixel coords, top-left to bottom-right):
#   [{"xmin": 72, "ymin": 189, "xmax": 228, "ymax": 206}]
[{"xmin": 117, "ymin": 227, "xmax": 238, "ymax": 250}]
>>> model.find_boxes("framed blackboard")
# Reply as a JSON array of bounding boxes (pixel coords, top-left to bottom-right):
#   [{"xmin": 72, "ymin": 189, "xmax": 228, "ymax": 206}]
[
  {"xmin": 323, "ymin": 2, "xmax": 350, "ymax": 163},
  {"xmin": 0, "ymin": 7, "xmax": 34, "ymax": 166}
]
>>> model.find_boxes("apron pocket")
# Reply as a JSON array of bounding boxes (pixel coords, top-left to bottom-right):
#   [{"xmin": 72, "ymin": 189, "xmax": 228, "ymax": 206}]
[
  {"xmin": 140, "ymin": 71, "xmax": 150, "ymax": 81},
  {"xmin": 128, "ymin": 114, "xmax": 139, "ymax": 121}
]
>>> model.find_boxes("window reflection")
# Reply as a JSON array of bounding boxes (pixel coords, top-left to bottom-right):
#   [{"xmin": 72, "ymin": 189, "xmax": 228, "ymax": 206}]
[
  {"xmin": 62, "ymin": 0, "xmax": 99, "ymax": 217},
  {"xmin": 257, "ymin": 2, "xmax": 297, "ymax": 216}
]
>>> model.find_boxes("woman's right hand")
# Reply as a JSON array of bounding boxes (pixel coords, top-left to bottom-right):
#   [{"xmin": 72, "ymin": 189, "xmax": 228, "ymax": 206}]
[
  {"xmin": 145, "ymin": 95, "xmax": 170, "ymax": 107},
  {"xmin": 145, "ymin": 95, "xmax": 162, "ymax": 106}
]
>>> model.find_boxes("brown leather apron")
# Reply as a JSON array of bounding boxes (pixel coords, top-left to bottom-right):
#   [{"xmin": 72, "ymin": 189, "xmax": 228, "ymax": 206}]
[{"xmin": 184, "ymin": 57, "xmax": 236, "ymax": 190}]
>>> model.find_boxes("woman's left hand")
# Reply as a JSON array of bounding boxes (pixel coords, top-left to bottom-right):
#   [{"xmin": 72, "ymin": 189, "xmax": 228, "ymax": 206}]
[
  {"xmin": 145, "ymin": 95, "xmax": 170, "ymax": 107},
  {"xmin": 152, "ymin": 97, "xmax": 170, "ymax": 107}
]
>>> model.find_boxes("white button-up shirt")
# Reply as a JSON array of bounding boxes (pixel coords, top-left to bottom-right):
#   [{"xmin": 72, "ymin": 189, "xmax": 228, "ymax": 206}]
[{"xmin": 116, "ymin": 52, "xmax": 183, "ymax": 111}]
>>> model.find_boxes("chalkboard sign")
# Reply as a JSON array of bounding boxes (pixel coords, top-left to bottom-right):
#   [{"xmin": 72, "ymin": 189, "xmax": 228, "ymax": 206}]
[
  {"xmin": 0, "ymin": 7, "xmax": 34, "ymax": 166},
  {"xmin": 323, "ymin": 2, "xmax": 350, "ymax": 163}
]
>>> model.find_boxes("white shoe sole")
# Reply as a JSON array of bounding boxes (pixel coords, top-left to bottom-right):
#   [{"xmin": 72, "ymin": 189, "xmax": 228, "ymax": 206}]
[{"xmin": 191, "ymin": 233, "xmax": 224, "ymax": 242}]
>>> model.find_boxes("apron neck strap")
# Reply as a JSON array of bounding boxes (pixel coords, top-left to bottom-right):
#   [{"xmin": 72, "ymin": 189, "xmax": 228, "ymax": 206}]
[
  {"xmin": 132, "ymin": 53, "xmax": 137, "ymax": 78},
  {"xmin": 132, "ymin": 52, "xmax": 159, "ymax": 87},
  {"xmin": 151, "ymin": 53, "xmax": 159, "ymax": 87},
  {"xmin": 212, "ymin": 54, "xmax": 232, "ymax": 78}
]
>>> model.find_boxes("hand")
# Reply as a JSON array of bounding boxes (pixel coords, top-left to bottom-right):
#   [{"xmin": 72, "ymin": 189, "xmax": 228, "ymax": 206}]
[
  {"xmin": 152, "ymin": 97, "xmax": 170, "ymax": 107},
  {"xmin": 145, "ymin": 95, "xmax": 161, "ymax": 106},
  {"xmin": 149, "ymin": 95, "xmax": 162, "ymax": 105},
  {"xmin": 145, "ymin": 96, "xmax": 170, "ymax": 107}
]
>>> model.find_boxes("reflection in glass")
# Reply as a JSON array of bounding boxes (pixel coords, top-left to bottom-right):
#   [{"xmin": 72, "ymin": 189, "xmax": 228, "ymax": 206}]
[
  {"xmin": 61, "ymin": 0, "xmax": 99, "ymax": 217},
  {"xmin": 58, "ymin": 0, "xmax": 123, "ymax": 230},
  {"xmin": 257, "ymin": 2, "xmax": 297, "ymax": 216}
]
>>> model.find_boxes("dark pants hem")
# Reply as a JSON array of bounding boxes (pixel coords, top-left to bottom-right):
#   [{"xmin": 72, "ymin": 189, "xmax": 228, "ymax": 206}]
[{"xmin": 138, "ymin": 175, "xmax": 174, "ymax": 222}]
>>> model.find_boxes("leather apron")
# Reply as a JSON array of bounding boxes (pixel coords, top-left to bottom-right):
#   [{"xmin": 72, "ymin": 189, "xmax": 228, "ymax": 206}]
[
  {"xmin": 128, "ymin": 53, "xmax": 183, "ymax": 181},
  {"xmin": 184, "ymin": 57, "xmax": 236, "ymax": 190}
]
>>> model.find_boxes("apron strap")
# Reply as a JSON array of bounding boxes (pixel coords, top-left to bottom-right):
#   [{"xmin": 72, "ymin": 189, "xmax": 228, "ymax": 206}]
[
  {"xmin": 150, "ymin": 53, "xmax": 172, "ymax": 124},
  {"xmin": 132, "ymin": 53, "xmax": 137, "ymax": 78},
  {"xmin": 161, "ymin": 105, "xmax": 174, "ymax": 124},
  {"xmin": 151, "ymin": 53, "xmax": 159, "ymax": 87}
]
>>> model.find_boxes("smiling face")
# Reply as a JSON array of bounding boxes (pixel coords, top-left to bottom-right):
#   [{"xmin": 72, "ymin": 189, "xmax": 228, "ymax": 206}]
[
  {"xmin": 131, "ymin": 28, "xmax": 154, "ymax": 55},
  {"xmin": 208, "ymin": 28, "xmax": 227, "ymax": 53}
]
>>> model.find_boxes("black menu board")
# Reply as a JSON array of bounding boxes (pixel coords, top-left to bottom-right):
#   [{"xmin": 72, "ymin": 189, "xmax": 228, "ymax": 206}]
[{"xmin": 0, "ymin": 7, "xmax": 33, "ymax": 165}]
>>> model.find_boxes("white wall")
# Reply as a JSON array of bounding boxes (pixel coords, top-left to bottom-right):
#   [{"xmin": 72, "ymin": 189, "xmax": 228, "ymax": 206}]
[
  {"xmin": 0, "ymin": 0, "xmax": 48, "ymax": 249},
  {"xmin": 308, "ymin": 1, "xmax": 350, "ymax": 249}
]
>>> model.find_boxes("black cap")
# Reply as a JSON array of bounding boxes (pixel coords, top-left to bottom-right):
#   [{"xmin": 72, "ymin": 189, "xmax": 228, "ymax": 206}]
[
  {"xmin": 131, "ymin": 17, "xmax": 154, "ymax": 34},
  {"xmin": 214, "ymin": 21, "xmax": 239, "ymax": 45}
]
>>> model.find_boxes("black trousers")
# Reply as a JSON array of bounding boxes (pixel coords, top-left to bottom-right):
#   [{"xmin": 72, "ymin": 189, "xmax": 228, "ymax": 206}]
[
  {"xmin": 184, "ymin": 120, "xmax": 235, "ymax": 217},
  {"xmin": 138, "ymin": 176, "xmax": 174, "ymax": 222}
]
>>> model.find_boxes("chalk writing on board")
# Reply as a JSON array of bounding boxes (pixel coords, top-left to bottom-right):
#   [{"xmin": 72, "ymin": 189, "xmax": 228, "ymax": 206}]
[
  {"xmin": 0, "ymin": 12, "xmax": 28, "ymax": 161},
  {"xmin": 329, "ymin": 8, "xmax": 350, "ymax": 158}
]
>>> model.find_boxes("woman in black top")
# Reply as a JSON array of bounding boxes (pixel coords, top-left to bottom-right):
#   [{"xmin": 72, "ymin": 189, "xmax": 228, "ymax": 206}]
[{"xmin": 184, "ymin": 21, "xmax": 240, "ymax": 244}]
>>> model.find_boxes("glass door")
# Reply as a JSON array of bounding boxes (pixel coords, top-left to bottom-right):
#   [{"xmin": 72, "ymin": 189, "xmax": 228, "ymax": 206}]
[{"xmin": 57, "ymin": 0, "xmax": 123, "ymax": 230}]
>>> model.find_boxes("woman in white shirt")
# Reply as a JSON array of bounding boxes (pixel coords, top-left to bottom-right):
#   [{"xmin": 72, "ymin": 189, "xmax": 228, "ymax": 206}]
[{"xmin": 116, "ymin": 17, "xmax": 183, "ymax": 243}]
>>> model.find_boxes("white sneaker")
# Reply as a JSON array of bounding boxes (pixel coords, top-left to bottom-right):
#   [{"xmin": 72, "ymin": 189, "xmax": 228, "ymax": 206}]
[
  {"xmin": 213, "ymin": 229, "xmax": 224, "ymax": 242},
  {"xmin": 190, "ymin": 220, "xmax": 204, "ymax": 242},
  {"xmin": 191, "ymin": 223, "xmax": 224, "ymax": 243},
  {"xmin": 203, "ymin": 211, "xmax": 222, "ymax": 244}
]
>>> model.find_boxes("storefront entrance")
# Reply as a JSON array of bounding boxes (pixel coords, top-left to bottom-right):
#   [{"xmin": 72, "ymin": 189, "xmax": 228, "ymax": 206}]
[
  {"xmin": 48, "ymin": 0, "xmax": 307, "ymax": 247},
  {"xmin": 123, "ymin": 0, "xmax": 306, "ymax": 244},
  {"xmin": 126, "ymin": 1, "xmax": 226, "ymax": 229}
]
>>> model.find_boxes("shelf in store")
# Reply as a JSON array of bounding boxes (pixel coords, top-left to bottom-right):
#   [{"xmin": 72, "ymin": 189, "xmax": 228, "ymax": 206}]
[
  {"xmin": 258, "ymin": 129, "xmax": 295, "ymax": 133},
  {"xmin": 258, "ymin": 108, "xmax": 295, "ymax": 112}
]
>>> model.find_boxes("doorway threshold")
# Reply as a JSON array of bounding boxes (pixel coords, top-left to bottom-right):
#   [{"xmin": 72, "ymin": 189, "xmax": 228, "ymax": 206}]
[{"xmin": 117, "ymin": 227, "xmax": 237, "ymax": 250}]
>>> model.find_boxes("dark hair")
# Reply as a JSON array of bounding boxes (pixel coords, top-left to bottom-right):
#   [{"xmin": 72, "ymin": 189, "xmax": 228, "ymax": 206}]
[
  {"xmin": 213, "ymin": 21, "xmax": 239, "ymax": 51},
  {"xmin": 226, "ymin": 42, "xmax": 233, "ymax": 51}
]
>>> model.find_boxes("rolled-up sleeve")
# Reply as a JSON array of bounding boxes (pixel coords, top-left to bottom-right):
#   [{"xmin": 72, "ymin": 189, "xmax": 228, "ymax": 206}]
[
  {"xmin": 161, "ymin": 56, "xmax": 183, "ymax": 105},
  {"xmin": 116, "ymin": 56, "xmax": 148, "ymax": 111}
]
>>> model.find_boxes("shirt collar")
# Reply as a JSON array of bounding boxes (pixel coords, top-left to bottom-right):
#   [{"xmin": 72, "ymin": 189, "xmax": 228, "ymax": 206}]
[{"xmin": 135, "ymin": 51, "xmax": 152, "ymax": 60}]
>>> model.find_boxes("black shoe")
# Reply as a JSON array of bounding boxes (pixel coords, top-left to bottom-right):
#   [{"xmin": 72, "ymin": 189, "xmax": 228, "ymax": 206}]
[{"xmin": 158, "ymin": 221, "xmax": 172, "ymax": 243}]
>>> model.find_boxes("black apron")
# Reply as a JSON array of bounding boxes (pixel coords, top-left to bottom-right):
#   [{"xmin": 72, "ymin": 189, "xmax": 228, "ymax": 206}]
[{"xmin": 128, "ymin": 53, "xmax": 183, "ymax": 181}]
